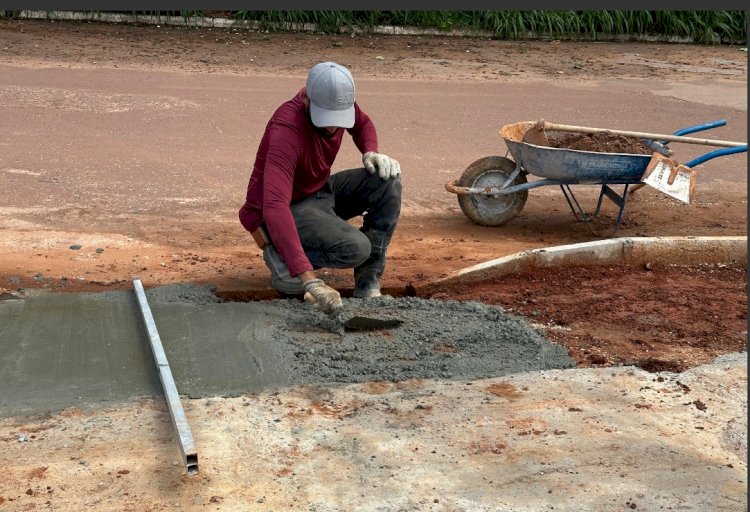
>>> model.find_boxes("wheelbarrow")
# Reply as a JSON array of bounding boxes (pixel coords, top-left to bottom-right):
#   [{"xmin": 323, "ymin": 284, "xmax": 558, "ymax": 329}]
[{"xmin": 445, "ymin": 119, "xmax": 747, "ymax": 236}]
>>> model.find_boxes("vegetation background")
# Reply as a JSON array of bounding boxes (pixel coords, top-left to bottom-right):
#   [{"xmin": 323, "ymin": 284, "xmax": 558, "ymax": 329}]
[{"xmin": 1, "ymin": 10, "xmax": 747, "ymax": 44}]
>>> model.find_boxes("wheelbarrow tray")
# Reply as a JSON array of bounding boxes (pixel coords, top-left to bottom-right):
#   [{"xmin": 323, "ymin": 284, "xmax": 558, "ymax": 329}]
[{"xmin": 501, "ymin": 121, "xmax": 650, "ymax": 183}]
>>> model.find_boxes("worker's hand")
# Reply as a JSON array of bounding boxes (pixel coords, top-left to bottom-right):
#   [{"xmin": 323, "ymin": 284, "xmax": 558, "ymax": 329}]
[
  {"xmin": 303, "ymin": 278, "xmax": 343, "ymax": 315},
  {"xmin": 363, "ymin": 152, "xmax": 401, "ymax": 180}
]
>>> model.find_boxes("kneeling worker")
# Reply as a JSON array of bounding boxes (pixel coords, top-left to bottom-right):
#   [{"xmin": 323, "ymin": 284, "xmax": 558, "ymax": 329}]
[{"xmin": 239, "ymin": 61, "xmax": 402, "ymax": 314}]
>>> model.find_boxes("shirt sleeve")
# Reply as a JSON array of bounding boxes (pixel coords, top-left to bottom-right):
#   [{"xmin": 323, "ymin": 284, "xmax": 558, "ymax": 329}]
[
  {"xmin": 262, "ymin": 124, "xmax": 314, "ymax": 277},
  {"xmin": 348, "ymin": 101, "xmax": 379, "ymax": 155}
]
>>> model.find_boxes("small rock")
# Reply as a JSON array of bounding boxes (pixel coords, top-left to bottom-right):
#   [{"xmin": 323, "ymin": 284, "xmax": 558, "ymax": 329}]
[
  {"xmin": 375, "ymin": 55, "xmax": 385, "ymax": 60},
  {"xmin": 643, "ymin": 262, "xmax": 653, "ymax": 271},
  {"xmin": 17, "ymin": 434, "xmax": 26, "ymax": 442},
  {"xmin": 95, "ymin": 248, "xmax": 104, "ymax": 254},
  {"xmin": 332, "ymin": 41, "xmax": 343, "ymax": 47},
  {"xmin": 69, "ymin": 244, "xmax": 82, "ymax": 250}
]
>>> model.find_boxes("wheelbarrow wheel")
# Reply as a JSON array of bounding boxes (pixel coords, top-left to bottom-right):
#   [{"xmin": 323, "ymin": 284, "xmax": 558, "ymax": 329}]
[{"xmin": 457, "ymin": 156, "xmax": 528, "ymax": 227}]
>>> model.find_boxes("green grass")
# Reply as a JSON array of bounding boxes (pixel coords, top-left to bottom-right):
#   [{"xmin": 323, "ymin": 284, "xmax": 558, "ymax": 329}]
[
  {"xmin": 233, "ymin": 10, "xmax": 747, "ymax": 44},
  {"xmin": 2, "ymin": 10, "xmax": 745, "ymax": 44}
]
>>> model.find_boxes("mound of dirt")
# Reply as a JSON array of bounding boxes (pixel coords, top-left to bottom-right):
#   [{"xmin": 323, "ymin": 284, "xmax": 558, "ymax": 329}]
[
  {"xmin": 430, "ymin": 263, "xmax": 747, "ymax": 372},
  {"xmin": 548, "ymin": 132, "xmax": 653, "ymax": 154}
]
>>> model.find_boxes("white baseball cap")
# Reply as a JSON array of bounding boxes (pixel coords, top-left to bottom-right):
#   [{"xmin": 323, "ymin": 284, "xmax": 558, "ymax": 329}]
[{"xmin": 306, "ymin": 62, "xmax": 355, "ymax": 129}]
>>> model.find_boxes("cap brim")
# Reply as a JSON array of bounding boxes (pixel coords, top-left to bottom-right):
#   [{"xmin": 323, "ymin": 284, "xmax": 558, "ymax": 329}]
[{"xmin": 310, "ymin": 102, "xmax": 355, "ymax": 129}]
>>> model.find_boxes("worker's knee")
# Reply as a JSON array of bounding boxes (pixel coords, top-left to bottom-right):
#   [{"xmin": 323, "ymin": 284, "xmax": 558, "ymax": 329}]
[
  {"xmin": 345, "ymin": 230, "xmax": 372, "ymax": 267},
  {"xmin": 366, "ymin": 172, "xmax": 402, "ymax": 220},
  {"xmin": 384, "ymin": 174, "xmax": 402, "ymax": 203},
  {"xmin": 366, "ymin": 170, "xmax": 402, "ymax": 200},
  {"xmin": 308, "ymin": 228, "xmax": 370, "ymax": 269}
]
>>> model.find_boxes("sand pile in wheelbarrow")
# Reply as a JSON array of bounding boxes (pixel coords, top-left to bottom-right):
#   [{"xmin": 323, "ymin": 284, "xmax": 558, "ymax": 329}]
[{"xmin": 548, "ymin": 132, "xmax": 653, "ymax": 154}]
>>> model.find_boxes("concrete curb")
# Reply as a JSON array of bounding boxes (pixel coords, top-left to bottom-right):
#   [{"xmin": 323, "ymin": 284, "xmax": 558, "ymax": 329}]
[{"xmin": 423, "ymin": 236, "xmax": 747, "ymax": 293}]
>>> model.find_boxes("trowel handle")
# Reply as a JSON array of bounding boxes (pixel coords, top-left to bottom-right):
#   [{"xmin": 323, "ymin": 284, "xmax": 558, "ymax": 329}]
[
  {"xmin": 542, "ymin": 122, "xmax": 746, "ymax": 148},
  {"xmin": 304, "ymin": 292, "xmax": 344, "ymax": 318}
]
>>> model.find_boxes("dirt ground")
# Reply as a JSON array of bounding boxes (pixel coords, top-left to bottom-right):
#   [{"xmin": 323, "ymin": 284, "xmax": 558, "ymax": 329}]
[
  {"xmin": 431, "ymin": 263, "xmax": 747, "ymax": 372},
  {"xmin": 1, "ymin": 353, "xmax": 745, "ymax": 511},
  {"xmin": 1, "ymin": 19, "xmax": 746, "ymax": 369},
  {"xmin": 0, "ymin": 19, "xmax": 747, "ymax": 510}
]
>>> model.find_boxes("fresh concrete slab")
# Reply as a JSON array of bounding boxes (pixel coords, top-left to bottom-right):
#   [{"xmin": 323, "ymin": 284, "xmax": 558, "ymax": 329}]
[
  {"xmin": 0, "ymin": 291, "xmax": 161, "ymax": 415},
  {"xmin": 0, "ymin": 286, "xmax": 574, "ymax": 417}
]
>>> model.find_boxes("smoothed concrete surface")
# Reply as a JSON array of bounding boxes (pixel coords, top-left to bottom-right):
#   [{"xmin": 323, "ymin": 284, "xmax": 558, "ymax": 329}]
[
  {"xmin": 0, "ymin": 286, "xmax": 574, "ymax": 417},
  {"xmin": 0, "ymin": 291, "xmax": 161, "ymax": 415}
]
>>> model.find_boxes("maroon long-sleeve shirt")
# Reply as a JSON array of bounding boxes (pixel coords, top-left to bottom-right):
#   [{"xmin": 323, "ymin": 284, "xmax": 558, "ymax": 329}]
[{"xmin": 239, "ymin": 87, "xmax": 378, "ymax": 277}]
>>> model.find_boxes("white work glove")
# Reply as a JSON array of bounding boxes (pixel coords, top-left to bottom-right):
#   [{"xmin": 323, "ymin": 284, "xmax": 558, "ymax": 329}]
[
  {"xmin": 303, "ymin": 278, "xmax": 343, "ymax": 315},
  {"xmin": 363, "ymin": 151, "xmax": 401, "ymax": 181}
]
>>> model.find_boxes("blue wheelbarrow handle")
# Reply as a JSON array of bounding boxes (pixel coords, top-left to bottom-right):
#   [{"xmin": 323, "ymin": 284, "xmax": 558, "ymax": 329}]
[
  {"xmin": 686, "ymin": 145, "xmax": 748, "ymax": 168},
  {"xmin": 656, "ymin": 119, "xmax": 727, "ymax": 146},
  {"xmin": 672, "ymin": 119, "xmax": 727, "ymax": 137},
  {"xmin": 661, "ymin": 119, "xmax": 747, "ymax": 167}
]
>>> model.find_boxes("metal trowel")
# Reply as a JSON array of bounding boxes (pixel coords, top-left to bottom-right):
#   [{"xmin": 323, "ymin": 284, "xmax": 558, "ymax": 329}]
[{"xmin": 304, "ymin": 292, "xmax": 402, "ymax": 332}]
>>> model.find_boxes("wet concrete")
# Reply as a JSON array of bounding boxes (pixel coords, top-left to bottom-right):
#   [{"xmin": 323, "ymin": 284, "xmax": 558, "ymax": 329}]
[{"xmin": 0, "ymin": 285, "xmax": 574, "ymax": 417}]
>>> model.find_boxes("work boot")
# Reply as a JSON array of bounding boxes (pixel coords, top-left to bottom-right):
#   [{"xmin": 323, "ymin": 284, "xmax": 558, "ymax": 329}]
[
  {"xmin": 262, "ymin": 244, "xmax": 305, "ymax": 295},
  {"xmin": 353, "ymin": 229, "xmax": 392, "ymax": 298}
]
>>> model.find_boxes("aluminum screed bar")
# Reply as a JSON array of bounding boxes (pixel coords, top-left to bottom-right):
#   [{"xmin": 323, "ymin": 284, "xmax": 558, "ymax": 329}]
[{"xmin": 133, "ymin": 277, "xmax": 199, "ymax": 475}]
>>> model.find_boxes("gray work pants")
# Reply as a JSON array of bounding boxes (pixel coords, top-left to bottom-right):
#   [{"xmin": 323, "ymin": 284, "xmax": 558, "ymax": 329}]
[{"xmin": 271, "ymin": 167, "xmax": 402, "ymax": 271}]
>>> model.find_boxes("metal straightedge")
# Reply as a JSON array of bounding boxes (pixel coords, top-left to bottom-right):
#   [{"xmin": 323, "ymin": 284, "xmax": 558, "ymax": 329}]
[{"xmin": 133, "ymin": 278, "xmax": 199, "ymax": 475}]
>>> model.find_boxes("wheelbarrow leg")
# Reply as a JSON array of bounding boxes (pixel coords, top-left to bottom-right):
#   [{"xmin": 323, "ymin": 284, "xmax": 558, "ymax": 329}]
[{"xmin": 560, "ymin": 184, "xmax": 631, "ymax": 237}]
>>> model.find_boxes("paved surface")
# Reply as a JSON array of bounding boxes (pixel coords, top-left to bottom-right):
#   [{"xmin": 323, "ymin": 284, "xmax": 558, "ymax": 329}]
[
  {"xmin": 1, "ymin": 60, "xmax": 746, "ymax": 296},
  {"xmin": 1, "ymin": 64, "xmax": 746, "ymax": 215}
]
